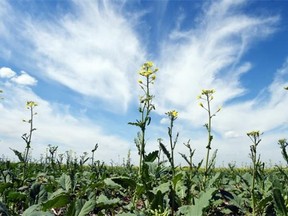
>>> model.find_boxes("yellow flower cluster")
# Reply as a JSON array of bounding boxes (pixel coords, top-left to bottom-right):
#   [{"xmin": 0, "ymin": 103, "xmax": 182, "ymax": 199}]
[
  {"xmin": 197, "ymin": 89, "xmax": 215, "ymax": 101},
  {"xmin": 201, "ymin": 89, "xmax": 215, "ymax": 96},
  {"xmin": 26, "ymin": 101, "xmax": 38, "ymax": 108},
  {"xmin": 166, "ymin": 110, "xmax": 178, "ymax": 119},
  {"xmin": 247, "ymin": 130, "xmax": 261, "ymax": 137},
  {"xmin": 138, "ymin": 61, "xmax": 158, "ymax": 78}
]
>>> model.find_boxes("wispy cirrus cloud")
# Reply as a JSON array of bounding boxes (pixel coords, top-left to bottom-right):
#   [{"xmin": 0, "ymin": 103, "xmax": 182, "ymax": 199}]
[
  {"xmin": 20, "ymin": 0, "xmax": 145, "ymax": 112},
  {"xmin": 156, "ymin": 0, "xmax": 279, "ymax": 118}
]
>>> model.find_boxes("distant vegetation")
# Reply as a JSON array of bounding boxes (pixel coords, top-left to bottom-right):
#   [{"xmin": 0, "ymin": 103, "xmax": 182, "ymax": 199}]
[{"xmin": 0, "ymin": 63, "xmax": 287, "ymax": 215}]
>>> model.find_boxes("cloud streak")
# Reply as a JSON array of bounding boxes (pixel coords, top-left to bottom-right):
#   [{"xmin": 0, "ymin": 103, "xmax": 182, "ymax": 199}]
[
  {"xmin": 156, "ymin": 0, "xmax": 279, "ymax": 117},
  {"xmin": 20, "ymin": 0, "xmax": 145, "ymax": 112}
]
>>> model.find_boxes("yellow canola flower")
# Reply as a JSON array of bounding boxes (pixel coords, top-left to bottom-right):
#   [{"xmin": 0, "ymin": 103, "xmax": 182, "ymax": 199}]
[
  {"xmin": 145, "ymin": 61, "xmax": 154, "ymax": 68},
  {"xmin": 138, "ymin": 80, "xmax": 143, "ymax": 84},
  {"xmin": 166, "ymin": 110, "xmax": 178, "ymax": 119},
  {"xmin": 151, "ymin": 74, "xmax": 156, "ymax": 80},
  {"xmin": 201, "ymin": 89, "xmax": 215, "ymax": 95},
  {"xmin": 172, "ymin": 110, "xmax": 178, "ymax": 118},
  {"xmin": 247, "ymin": 130, "xmax": 261, "ymax": 137},
  {"xmin": 26, "ymin": 101, "xmax": 38, "ymax": 108}
]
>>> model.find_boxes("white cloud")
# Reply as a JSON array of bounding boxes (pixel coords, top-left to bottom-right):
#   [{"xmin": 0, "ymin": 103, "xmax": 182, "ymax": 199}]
[
  {"xmin": 11, "ymin": 71, "xmax": 37, "ymax": 86},
  {"xmin": 224, "ymin": 130, "xmax": 240, "ymax": 139},
  {"xmin": 156, "ymin": 0, "xmax": 279, "ymax": 118},
  {"xmin": 216, "ymin": 58, "xmax": 288, "ymax": 134},
  {"xmin": 0, "ymin": 83, "xmax": 133, "ymax": 164},
  {"xmin": 0, "ymin": 67, "xmax": 16, "ymax": 78},
  {"xmin": 21, "ymin": 0, "xmax": 145, "ymax": 112}
]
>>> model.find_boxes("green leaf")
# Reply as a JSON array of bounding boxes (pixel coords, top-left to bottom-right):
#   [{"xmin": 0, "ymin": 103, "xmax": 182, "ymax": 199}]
[
  {"xmin": 7, "ymin": 191, "xmax": 26, "ymax": 202},
  {"xmin": 159, "ymin": 142, "xmax": 171, "ymax": 163},
  {"xmin": 104, "ymin": 178, "xmax": 121, "ymax": 189},
  {"xmin": 272, "ymin": 188, "xmax": 288, "ymax": 216},
  {"xmin": 96, "ymin": 194, "xmax": 120, "ymax": 209},
  {"xmin": 151, "ymin": 190, "xmax": 164, "ymax": 210},
  {"xmin": 23, "ymin": 204, "xmax": 53, "ymax": 216},
  {"xmin": 207, "ymin": 172, "xmax": 221, "ymax": 186},
  {"xmin": 179, "ymin": 187, "xmax": 217, "ymax": 215},
  {"xmin": 135, "ymin": 183, "xmax": 145, "ymax": 197},
  {"xmin": 78, "ymin": 199, "xmax": 95, "ymax": 216},
  {"xmin": 110, "ymin": 176, "xmax": 136, "ymax": 190},
  {"xmin": 0, "ymin": 202, "xmax": 9, "ymax": 216},
  {"xmin": 152, "ymin": 182, "xmax": 170, "ymax": 194},
  {"xmin": 59, "ymin": 174, "xmax": 72, "ymax": 191},
  {"xmin": 41, "ymin": 193, "xmax": 70, "ymax": 211},
  {"xmin": 144, "ymin": 150, "xmax": 159, "ymax": 162},
  {"xmin": 0, "ymin": 182, "xmax": 13, "ymax": 193},
  {"xmin": 172, "ymin": 172, "xmax": 183, "ymax": 188},
  {"xmin": 9, "ymin": 148, "xmax": 24, "ymax": 162},
  {"xmin": 30, "ymin": 183, "xmax": 48, "ymax": 204}
]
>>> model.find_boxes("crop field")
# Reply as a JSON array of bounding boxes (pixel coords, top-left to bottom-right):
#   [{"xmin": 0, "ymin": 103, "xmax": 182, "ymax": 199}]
[{"xmin": 0, "ymin": 62, "xmax": 288, "ymax": 216}]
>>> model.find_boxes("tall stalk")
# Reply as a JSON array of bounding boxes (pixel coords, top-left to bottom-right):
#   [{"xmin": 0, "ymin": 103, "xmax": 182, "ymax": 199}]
[
  {"xmin": 247, "ymin": 130, "xmax": 262, "ymax": 216},
  {"xmin": 167, "ymin": 110, "xmax": 179, "ymax": 177},
  {"xmin": 22, "ymin": 101, "xmax": 38, "ymax": 179},
  {"xmin": 198, "ymin": 89, "xmax": 221, "ymax": 184},
  {"xmin": 158, "ymin": 110, "xmax": 179, "ymax": 215},
  {"xmin": 129, "ymin": 61, "xmax": 158, "ymax": 177}
]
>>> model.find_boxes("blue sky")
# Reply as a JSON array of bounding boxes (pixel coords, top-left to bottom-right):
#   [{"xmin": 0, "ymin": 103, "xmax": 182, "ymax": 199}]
[{"xmin": 0, "ymin": 0, "xmax": 288, "ymax": 166}]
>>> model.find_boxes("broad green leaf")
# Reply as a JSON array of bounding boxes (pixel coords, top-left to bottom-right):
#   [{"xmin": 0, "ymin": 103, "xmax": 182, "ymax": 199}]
[
  {"xmin": 104, "ymin": 178, "xmax": 121, "ymax": 189},
  {"xmin": 144, "ymin": 150, "xmax": 159, "ymax": 162},
  {"xmin": 41, "ymin": 193, "xmax": 70, "ymax": 211},
  {"xmin": 96, "ymin": 194, "xmax": 120, "ymax": 209},
  {"xmin": 110, "ymin": 176, "xmax": 136, "ymax": 190},
  {"xmin": 75, "ymin": 199, "xmax": 86, "ymax": 215},
  {"xmin": 207, "ymin": 172, "xmax": 221, "ymax": 187},
  {"xmin": 9, "ymin": 148, "xmax": 24, "ymax": 162},
  {"xmin": 59, "ymin": 174, "xmax": 72, "ymax": 191},
  {"xmin": 152, "ymin": 182, "xmax": 170, "ymax": 194},
  {"xmin": 23, "ymin": 204, "xmax": 53, "ymax": 216},
  {"xmin": 172, "ymin": 172, "xmax": 183, "ymax": 188},
  {"xmin": 151, "ymin": 190, "xmax": 164, "ymax": 210},
  {"xmin": 178, "ymin": 187, "xmax": 217, "ymax": 216},
  {"xmin": 78, "ymin": 199, "xmax": 95, "ymax": 216},
  {"xmin": 272, "ymin": 188, "xmax": 288, "ymax": 216}
]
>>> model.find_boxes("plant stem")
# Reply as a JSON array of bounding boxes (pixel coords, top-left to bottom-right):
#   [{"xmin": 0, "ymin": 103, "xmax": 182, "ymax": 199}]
[{"xmin": 204, "ymin": 94, "xmax": 212, "ymax": 184}]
